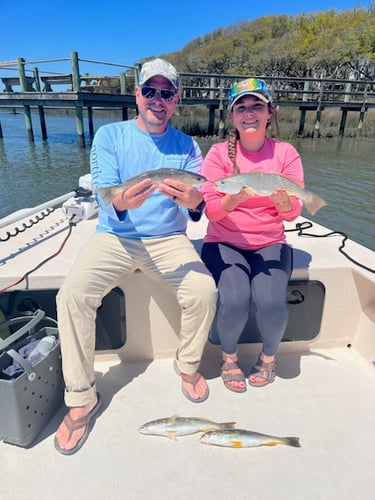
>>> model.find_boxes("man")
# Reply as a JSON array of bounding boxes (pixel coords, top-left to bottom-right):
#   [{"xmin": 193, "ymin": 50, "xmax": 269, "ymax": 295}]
[{"xmin": 54, "ymin": 58, "xmax": 217, "ymax": 455}]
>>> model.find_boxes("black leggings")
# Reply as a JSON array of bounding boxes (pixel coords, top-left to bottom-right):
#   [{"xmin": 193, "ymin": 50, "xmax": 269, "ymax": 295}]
[{"xmin": 201, "ymin": 242, "xmax": 293, "ymax": 356}]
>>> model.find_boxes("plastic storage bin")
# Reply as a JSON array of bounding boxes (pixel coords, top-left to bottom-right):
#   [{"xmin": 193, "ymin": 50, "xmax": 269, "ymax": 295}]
[{"xmin": 0, "ymin": 310, "xmax": 64, "ymax": 446}]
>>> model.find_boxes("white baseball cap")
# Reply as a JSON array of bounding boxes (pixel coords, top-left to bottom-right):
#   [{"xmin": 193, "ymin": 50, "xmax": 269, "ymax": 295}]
[{"xmin": 139, "ymin": 58, "xmax": 179, "ymax": 89}]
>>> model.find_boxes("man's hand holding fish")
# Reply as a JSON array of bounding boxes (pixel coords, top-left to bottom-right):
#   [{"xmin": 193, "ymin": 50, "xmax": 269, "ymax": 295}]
[
  {"xmin": 110, "ymin": 173, "xmax": 205, "ymax": 212},
  {"xmin": 96, "ymin": 167, "xmax": 206, "ymax": 207},
  {"xmin": 112, "ymin": 177, "xmax": 157, "ymax": 211},
  {"xmin": 158, "ymin": 176, "xmax": 205, "ymax": 210}
]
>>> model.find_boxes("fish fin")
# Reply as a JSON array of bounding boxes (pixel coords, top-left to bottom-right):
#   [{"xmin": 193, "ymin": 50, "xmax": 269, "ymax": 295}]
[
  {"xmin": 264, "ymin": 440, "xmax": 280, "ymax": 447},
  {"xmin": 304, "ymin": 193, "xmax": 327, "ymax": 216},
  {"xmin": 230, "ymin": 440, "xmax": 243, "ymax": 448},
  {"xmin": 283, "ymin": 437, "xmax": 301, "ymax": 448},
  {"xmin": 202, "ymin": 427, "xmax": 216, "ymax": 433},
  {"xmin": 96, "ymin": 187, "xmax": 113, "ymax": 206},
  {"xmin": 166, "ymin": 431, "xmax": 178, "ymax": 441},
  {"xmin": 244, "ymin": 187, "xmax": 256, "ymax": 196},
  {"xmin": 167, "ymin": 415, "xmax": 179, "ymax": 424},
  {"xmin": 219, "ymin": 422, "xmax": 236, "ymax": 429}
]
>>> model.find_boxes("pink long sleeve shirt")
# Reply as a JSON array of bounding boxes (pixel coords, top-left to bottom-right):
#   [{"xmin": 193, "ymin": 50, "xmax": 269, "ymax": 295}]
[{"xmin": 201, "ymin": 137, "xmax": 304, "ymax": 250}]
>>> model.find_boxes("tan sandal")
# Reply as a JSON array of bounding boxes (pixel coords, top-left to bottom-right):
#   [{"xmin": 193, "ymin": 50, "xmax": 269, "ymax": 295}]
[
  {"xmin": 248, "ymin": 355, "xmax": 276, "ymax": 387},
  {"xmin": 221, "ymin": 360, "xmax": 247, "ymax": 393}
]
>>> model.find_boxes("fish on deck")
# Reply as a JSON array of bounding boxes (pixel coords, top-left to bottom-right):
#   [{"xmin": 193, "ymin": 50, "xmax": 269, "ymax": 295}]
[
  {"xmin": 214, "ymin": 172, "xmax": 326, "ymax": 216},
  {"xmin": 200, "ymin": 428, "xmax": 301, "ymax": 448},
  {"xmin": 96, "ymin": 168, "xmax": 207, "ymax": 206},
  {"xmin": 138, "ymin": 415, "xmax": 236, "ymax": 441}
]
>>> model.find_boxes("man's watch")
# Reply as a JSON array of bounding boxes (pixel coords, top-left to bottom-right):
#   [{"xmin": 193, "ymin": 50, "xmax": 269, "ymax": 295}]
[{"xmin": 188, "ymin": 200, "xmax": 206, "ymax": 213}]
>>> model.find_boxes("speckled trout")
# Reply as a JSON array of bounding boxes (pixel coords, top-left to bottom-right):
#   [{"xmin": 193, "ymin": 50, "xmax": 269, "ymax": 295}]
[
  {"xmin": 96, "ymin": 168, "xmax": 206, "ymax": 205},
  {"xmin": 138, "ymin": 415, "xmax": 236, "ymax": 441},
  {"xmin": 200, "ymin": 428, "xmax": 301, "ymax": 448},
  {"xmin": 214, "ymin": 172, "xmax": 326, "ymax": 215}
]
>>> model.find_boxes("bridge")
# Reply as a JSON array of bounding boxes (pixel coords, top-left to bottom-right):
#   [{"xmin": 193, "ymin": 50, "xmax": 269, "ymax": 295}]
[{"xmin": 0, "ymin": 52, "xmax": 374, "ymax": 146}]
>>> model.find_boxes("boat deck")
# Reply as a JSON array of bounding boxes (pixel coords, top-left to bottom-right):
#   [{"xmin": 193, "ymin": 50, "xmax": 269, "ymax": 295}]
[
  {"xmin": 1, "ymin": 206, "xmax": 375, "ymax": 499},
  {"xmin": 2, "ymin": 347, "xmax": 375, "ymax": 500}
]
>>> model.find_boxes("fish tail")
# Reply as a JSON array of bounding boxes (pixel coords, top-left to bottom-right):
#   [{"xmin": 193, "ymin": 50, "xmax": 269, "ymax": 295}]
[
  {"xmin": 96, "ymin": 187, "xmax": 114, "ymax": 206},
  {"xmin": 201, "ymin": 422, "xmax": 235, "ymax": 432},
  {"xmin": 264, "ymin": 436, "xmax": 301, "ymax": 447},
  {"xmin": 283, "ymin": 437, "xmax": 301, "ymax": 448},
  {"xmin": 304, "ymin": 193, "xmax": 327, "ymax": 216}
]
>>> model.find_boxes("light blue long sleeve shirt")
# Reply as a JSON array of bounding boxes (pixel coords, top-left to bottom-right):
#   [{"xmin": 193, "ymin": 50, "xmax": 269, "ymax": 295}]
[{"xmin": 90, "ymin": 119, "xmax": 203, "ymax": 239}]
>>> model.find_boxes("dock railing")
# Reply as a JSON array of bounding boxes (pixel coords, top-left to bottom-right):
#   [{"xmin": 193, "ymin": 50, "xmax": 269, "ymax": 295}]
[
  {"xmin": 178, "ymin": 73, "xmax": 375, "ymax": 106},
  {"xmin": 1, "ymin": 53, "xmax": 374, "ymax": 105},
  {"xmin": 0, "ymin": 52, "xmax": 374, "ymax": 144}
]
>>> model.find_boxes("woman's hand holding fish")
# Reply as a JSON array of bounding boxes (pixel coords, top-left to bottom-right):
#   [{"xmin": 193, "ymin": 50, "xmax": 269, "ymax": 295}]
[
  {"xmin": 269, "ymin": 189, "xmax": 293, "ymax": 212},
  {"xmin": 221, "ymin": 189, "xmax": 251, "ymax": 212},
  {"xmin": 158, "ymin": 178, "xmax": 204, "ymax": 209},
  {"xmin": 112, "ymin": 178, "xmax": 156, "ymax": 211}
]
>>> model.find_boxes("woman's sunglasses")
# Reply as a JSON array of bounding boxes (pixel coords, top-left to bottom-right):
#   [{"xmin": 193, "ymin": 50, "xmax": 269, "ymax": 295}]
[{"xmin": 141, "ymin": 86, "xmax": 176, "ymax": 102}]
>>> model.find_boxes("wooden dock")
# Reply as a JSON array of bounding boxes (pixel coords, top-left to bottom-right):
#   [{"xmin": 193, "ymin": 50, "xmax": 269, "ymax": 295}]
[{"xmin": 0, "ymin": 52, "xmax": 374, "ymax": 146}]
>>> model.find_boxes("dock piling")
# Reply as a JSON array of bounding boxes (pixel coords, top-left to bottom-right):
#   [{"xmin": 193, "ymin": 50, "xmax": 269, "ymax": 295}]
[
  {"xmin": 357, "ymin": 84, "xmax": 369, "ymax": 134},
  {"xmin": 70, "ymin": 52, "xmax": 86, "ymax": 147},
  {"xmin": 32, "ymin": 67, "xmax": 47, "ymax": 140},
  {"xmin": 18, "ymin": 58, "xmax": 34, "ymax": 142}
]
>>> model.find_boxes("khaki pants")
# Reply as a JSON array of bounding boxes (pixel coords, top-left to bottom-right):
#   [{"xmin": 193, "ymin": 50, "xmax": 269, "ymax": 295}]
[{"xmin": 56, "ymin": 232, "xmax": 217, "ymax": 407}]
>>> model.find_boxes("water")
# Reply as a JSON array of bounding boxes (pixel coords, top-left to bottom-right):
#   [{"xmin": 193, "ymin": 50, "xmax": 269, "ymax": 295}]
[{"xmin": 0, "ymin": 111, "xmax": 374, "ymax": 250}]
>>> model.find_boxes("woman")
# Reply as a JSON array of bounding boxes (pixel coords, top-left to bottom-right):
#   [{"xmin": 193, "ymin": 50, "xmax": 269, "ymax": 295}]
[{"xmin": 201, "ymin": 78, "xmax": 304, "ymax": 392}]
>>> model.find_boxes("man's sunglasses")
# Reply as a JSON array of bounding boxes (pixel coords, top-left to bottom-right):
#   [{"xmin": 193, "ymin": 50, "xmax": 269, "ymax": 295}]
[{"xmin": 141, "ymin": 86, "xmax": 176, "ymax": 102}]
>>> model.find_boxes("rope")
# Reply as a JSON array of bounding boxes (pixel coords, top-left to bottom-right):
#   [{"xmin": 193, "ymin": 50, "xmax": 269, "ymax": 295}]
[{"xmin": 286, "ymin": 221, "xmax": 375, "ymax": 274}]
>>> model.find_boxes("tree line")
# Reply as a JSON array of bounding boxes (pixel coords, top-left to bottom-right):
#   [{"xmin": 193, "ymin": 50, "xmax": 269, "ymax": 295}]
[{"xmin": 153, "ymin": 5, "xmax": 375, "ymax": 80}]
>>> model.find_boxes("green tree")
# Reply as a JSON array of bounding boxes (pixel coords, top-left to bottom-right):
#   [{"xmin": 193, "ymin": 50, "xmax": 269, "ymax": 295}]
[{"xmin": 159, "ymin": 7, "xmax": 375, "ymax": 79}]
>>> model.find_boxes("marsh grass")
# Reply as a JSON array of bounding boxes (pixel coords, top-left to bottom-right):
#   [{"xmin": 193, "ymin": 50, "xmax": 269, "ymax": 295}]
[
  {"xmin": 5, "ymin": 105, "xmax": 374, "ymax": 140},
  {"xmin": 172, "ymin": 105, "xmax": 375, "ymax": 139}
]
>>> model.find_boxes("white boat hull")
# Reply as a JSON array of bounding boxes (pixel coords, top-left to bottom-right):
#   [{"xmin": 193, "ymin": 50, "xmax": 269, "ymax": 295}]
[{"xmin": 1, "ymin": 205, "xmax": 374, "ymax": 500}]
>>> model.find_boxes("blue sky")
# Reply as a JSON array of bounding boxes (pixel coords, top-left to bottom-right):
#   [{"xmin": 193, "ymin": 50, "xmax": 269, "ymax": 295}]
[{"xmin": 0, "ymin": 0, "xmax": 372, "ymax": 77}]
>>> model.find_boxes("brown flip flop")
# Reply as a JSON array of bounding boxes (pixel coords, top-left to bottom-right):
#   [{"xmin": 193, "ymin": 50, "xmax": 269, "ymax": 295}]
[
  {"xmin": 54, "ymin": 393, "xmax": 102, "ymax": 455},
  {"xmin": 173, "ymin": 360, "xmax": 209, "ymax": 403}
]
